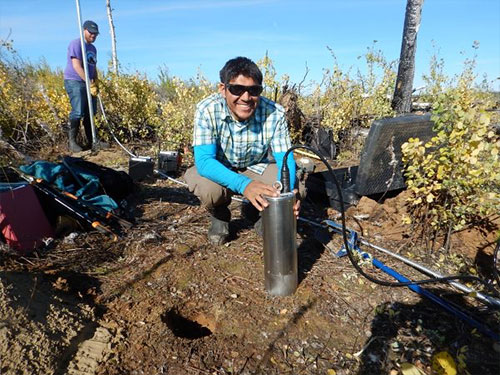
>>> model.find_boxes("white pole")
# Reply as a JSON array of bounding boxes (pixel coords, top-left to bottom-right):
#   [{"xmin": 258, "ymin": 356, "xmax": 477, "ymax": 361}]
[{"xmin": 75, "ymin": 0, "xmax": 98, "ymax": 147}]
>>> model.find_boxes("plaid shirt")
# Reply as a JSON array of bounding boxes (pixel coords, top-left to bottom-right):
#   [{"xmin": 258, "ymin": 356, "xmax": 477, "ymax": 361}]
[{"xmin": 192, "ymin": 93, "xmax": 291, "ymax": 174}]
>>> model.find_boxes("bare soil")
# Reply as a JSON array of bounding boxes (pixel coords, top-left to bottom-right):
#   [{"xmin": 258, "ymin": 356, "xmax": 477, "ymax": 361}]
[{"xmin": 1, "ymin": 145, "xmax": 499, "ymax": 375}]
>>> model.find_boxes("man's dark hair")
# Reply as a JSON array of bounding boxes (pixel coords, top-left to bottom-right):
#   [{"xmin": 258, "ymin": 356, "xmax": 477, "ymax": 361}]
[{"xmin": 219, "ymin": 57, "xmax": 263, "ymax": 85}]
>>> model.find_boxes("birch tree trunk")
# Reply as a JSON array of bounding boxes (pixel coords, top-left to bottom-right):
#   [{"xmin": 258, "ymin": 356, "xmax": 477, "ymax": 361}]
[
  {"xmin": 391, "ymin": 0, "xmax": 424, "ymax": 114},
  {"xmin": 106, "ymin": 0, "xmax": 118, "ymax": 75}
]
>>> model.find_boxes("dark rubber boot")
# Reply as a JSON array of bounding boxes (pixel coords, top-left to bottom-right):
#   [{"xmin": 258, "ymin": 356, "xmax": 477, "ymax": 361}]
[
  {"xmin": 68, "ymin": 119, "xmax": 82, "ymax": 153},
  {"xmin": 207, "ymin": 206, "xmax": 231, "ymax": 245},
  {"xmin": 83, "ymin": 116, "xmax": 93, "ymax": 150},
  {"xmin": 83, "ymin": 116, "xmax": 109, "ymax": 150}
]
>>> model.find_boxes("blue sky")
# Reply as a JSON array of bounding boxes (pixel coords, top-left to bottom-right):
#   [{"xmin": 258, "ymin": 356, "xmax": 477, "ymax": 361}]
[{"xmin": 1, "ymin": 0, "xmax": 499, "ymax": 90}]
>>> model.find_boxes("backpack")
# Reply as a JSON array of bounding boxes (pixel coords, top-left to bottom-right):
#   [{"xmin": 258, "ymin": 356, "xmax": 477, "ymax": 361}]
[{"xmin": 62, "ymin": 156, "xmax": 135, "ymax": 202}]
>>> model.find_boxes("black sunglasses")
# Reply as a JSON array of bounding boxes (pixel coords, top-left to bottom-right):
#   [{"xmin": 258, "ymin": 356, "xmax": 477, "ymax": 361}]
[{"xmin": 226, "ymin": 84, "xmax": 263, "ymax": 97}]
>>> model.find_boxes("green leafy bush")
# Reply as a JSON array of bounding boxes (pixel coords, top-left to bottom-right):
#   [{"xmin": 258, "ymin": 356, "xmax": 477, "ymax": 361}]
[{"xmin": 402, "ymin": 71, "xmax": 500, "ymax": 242}]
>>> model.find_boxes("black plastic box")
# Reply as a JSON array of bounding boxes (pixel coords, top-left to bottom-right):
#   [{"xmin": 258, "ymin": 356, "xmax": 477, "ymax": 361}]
[
  {"xmin": 128, "ymin": 157, "xmax": 154, "ymax": 181},
  {"xmin": 158, "ymin": 151, "xmax": 179, "ymax": 175},
  {"xmin": 305, "ymin": 167, "xmax": 360, "ymax": 211},
  {"xmin": 304, "ymin": 114, "xmax": 436, "ymax": 211}
]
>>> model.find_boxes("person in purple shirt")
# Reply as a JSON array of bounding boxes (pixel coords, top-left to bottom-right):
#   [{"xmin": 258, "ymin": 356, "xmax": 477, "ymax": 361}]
[{"xmin": 63, "ymin": 20, "xmax": 99, "ymax": 152}]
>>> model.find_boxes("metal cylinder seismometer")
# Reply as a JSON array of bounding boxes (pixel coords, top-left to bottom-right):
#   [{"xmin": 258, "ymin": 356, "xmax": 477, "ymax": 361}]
[{"xmin": 262, "ymin": 188, "xmax": 298, "ymax": 296}]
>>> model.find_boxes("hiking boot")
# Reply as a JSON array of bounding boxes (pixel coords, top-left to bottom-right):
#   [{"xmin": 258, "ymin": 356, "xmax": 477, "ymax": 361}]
[
  {"xmin": 82, "ymin": 116, "xmax": 93, "ymax": 149},
  {"xmin": 207, "ymin": 206, "xmax": 231, "ymax": 245},
  {"xmin": 89, "ymin": 139, "xmax": 110, "ymax": 151},
  {"xmin": 208, "ymin": 216, "xmax": 230, "ymax": 245},
  {"xmin": 68, "ymin": 119, "xmax": 82, "ymax": 153}
]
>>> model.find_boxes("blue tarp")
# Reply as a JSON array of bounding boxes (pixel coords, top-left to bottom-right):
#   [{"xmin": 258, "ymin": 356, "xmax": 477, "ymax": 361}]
[{"xmin": 20, "ymin": 161, "xmax": 118, "ymax": 212}]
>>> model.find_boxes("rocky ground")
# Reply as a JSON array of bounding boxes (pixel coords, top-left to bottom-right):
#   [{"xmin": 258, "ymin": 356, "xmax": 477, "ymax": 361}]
[{"xmin": 1, "ymin": 146, "xmax": 499, "ymax": 375}]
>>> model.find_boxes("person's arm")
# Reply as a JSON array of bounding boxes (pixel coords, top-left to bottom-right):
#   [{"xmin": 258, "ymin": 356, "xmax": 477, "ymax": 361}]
[
  {"xmin": 194, "ymin": 144, "xmax": 251, "ymax": 194},
  {"xmin": 195, "ymin": 144, "xmax": 280, "ymax": 211},
  {"xmin": 71, "ymin": 58, "xmax": 86, "ymax": 81},
  {"xmin": 192, "ymin": 104, "xmax": 251, "ymax": 193}
]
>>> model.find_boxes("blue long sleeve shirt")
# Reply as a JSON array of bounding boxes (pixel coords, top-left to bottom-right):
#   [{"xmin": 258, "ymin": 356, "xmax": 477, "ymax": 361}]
[{"xmin": 194, "ymin": 144, "xmax": 296, "ymax": 194}]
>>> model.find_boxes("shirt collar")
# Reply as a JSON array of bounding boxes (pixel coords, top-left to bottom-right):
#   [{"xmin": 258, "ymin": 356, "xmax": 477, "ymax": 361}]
[{"xmin": 219, "ymin": 95, "xmax": 234, "ymax": 121}]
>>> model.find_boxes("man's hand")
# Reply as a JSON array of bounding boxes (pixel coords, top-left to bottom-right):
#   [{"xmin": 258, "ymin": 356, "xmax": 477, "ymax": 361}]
[
  {"xmin": 90, "ymin": 79, "xmax": 99, "ymax": 96},
  {"xmin": 243, "ymin": 180, "xmax": 279, "ymax": 211},
  {"xmin": 243, "ymin": 181, "xmax": 301, "ymax": 217}
]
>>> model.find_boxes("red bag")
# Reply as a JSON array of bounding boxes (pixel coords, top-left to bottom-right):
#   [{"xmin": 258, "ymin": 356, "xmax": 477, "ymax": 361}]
[{"xmin": 0, "ymin": 184, "xmax": 54, "ymax": 255}]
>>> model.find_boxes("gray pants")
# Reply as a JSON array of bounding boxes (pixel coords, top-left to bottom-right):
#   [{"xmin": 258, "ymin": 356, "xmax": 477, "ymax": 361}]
[{"xmin": 183, "ymin": 164, "xmax": 279, "ymax": 210}]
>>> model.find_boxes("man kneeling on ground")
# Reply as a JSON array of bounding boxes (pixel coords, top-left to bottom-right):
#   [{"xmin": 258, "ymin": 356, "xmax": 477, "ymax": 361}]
[{"xmin": 184, "ymin": 56, "xmax": 300, "ymax": 245}]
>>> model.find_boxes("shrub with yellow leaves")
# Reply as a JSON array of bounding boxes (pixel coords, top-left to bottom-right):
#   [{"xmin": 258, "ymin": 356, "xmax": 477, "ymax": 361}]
[
  {"xmin": 0, "ymin": 47, "xmax": 69, "ymax": 150},
  {"xmin": 402, "ymin": 68, "xmax": 500, "ymax": 243},
  {"xmin": 297, "ymin": 44, "xmax": 396, "ymax": 159},
  {"xmin": 158, "ymin": 75, "xmax": 214, "ymax": 152},
  {"xmin": 98, "ymin": 71, "xmax": 162, "ymax": 142},
  {"xmin": 321, "ymin": 46, "xmax": 395, "ymax": 140},
  {"xmin": 257, "ymin": 53, "xmax": 281, "ymax": 101}
]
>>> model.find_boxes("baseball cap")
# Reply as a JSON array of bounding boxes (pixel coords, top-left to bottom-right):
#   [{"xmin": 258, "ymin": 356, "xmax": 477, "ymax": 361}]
[{"xmin": 83, "ymin": 20, "xmax": 99, "ymax": 34}]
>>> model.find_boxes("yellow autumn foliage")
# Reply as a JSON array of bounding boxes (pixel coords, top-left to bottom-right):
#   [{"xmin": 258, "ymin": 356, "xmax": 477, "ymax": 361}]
[{"xmin": 402, "ymin": 68, "xmax": 500, "ymax": 235}]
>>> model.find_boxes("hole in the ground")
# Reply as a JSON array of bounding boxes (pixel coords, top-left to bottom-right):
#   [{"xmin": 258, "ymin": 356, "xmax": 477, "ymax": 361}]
[{"xmin": 161, "ymin": 309, "xmax": 212, "ymax": 339}]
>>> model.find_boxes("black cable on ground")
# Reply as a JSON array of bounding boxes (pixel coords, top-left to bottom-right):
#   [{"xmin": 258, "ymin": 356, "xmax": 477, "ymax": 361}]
[{"xmin": 281, "ymin": 144, "xmax": 497, "ymax": 291}]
